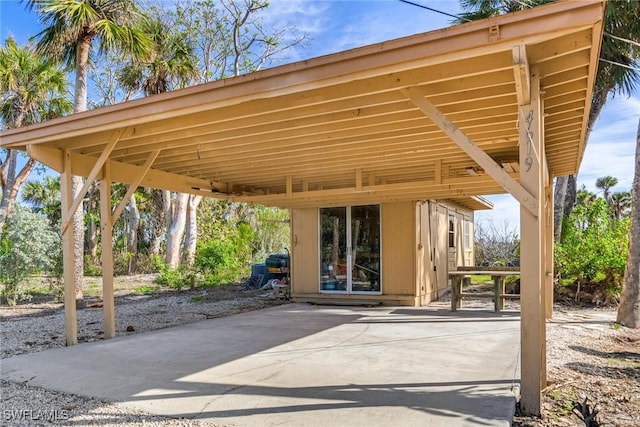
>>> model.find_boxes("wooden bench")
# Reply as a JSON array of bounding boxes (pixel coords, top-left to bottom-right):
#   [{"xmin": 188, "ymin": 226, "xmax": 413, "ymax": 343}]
[{"xmin": 448, "ymin": 266, "xmax": 520, "ymax": 312}]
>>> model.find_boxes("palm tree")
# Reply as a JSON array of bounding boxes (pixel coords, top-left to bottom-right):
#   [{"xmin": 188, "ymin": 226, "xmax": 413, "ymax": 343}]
[
  {"xmin": 25, "ymin": 0, "xmax": 152, "ymax": 301},
  {"xmin": 610, "ymin": 191, "xmax": 631, "ymax": 220},
  {"xmin": 454, "ymin": 1, "xmax": 640, "ymax": 240},
  {"xmin": 117, "ymin": 16, "xmax": 199, "ymax": 269},
  {"xmin": 575, "ymin": 186, "xmax": 597, "ymax": 209},
  {"xmin": 595, "ymin": 175, "xmax": 619, "ymax": 205},
  {"xmin": 456, "ymin": 0, "xmax": 554, "ymax": 21},
  {"xmin": 117, "ymin": 17, "xmax": 198, "ymax": 96},
  {"xmin": 617, "ymin": 118, "xmax": 640, "ymax": 328},
  {"xmin": 22, "ymin": 176, "xmax": 62, "ymax": 226},
  {"xmin": 0, "ymin": 37, "xmax": 71, "ymax": 233}
]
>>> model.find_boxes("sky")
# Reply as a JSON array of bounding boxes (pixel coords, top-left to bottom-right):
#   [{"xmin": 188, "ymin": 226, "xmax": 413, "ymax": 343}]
[{"xmin": 1, "ymin": 0, "xmax": 638, "ymax": 233}]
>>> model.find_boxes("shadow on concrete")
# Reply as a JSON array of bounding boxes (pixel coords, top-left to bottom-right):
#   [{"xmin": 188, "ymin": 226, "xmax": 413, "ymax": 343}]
[
  {"xmin": 135, "ymin": 380, "xmax": 517, "ymax": 426},
  {"xmin": 2, "ymin": 304, "xmax": 520, "ymax": 426}
]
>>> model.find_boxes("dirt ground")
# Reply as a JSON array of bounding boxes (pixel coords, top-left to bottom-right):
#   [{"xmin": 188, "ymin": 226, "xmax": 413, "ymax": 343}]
[
  {"xmin": 514, "ymin": 306, "xmax": 640, "ymax": 427},
  {"xmin": 1, "ymin": 277, "xmax": 639, "ymax": 426}
]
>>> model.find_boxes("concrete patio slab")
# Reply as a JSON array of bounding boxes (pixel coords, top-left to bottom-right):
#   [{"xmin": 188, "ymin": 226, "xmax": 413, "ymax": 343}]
[{"xmin": 1, "ymin": 304, "xmax": 521, "ymax": 426}]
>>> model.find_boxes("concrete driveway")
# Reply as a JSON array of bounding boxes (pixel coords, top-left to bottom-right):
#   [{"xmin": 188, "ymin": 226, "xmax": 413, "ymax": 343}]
[{"xmin": 1, "ymin": 304, "xmax": 520, "ymax": 426}]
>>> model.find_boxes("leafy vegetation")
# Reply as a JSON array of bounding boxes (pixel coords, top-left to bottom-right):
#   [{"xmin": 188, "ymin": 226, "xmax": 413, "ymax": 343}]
[
  {"xmin": 555, "ymin": 180, "xmax": 631, "ymax": 296},
  {"xmin": 0, "ymin": 206, "xmax": 60, "ymax": 305},
  {"xmin": 195, "ymin": 222, "xmax": 256, "ymax": 286}
]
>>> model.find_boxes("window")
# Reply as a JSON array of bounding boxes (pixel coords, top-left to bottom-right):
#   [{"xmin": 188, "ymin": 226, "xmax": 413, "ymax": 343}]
[
  {"xmin": 464, "ymin": 217, "xmax": 472, "ymax": 250},
  {"xmin": 448, "ymin": 213, "xmax": 455, "ymax": 248}
]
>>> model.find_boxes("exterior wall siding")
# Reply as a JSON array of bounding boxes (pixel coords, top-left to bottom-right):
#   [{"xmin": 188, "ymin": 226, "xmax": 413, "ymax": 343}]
[{"xmin": 290, "ymin": 200, "xmax": 475, "ymax": 306}]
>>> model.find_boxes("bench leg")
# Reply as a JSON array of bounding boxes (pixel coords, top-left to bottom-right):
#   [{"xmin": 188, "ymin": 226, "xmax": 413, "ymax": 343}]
[
  {"xmin": 499, "ymin": 278, "xmax": 506, "ymax": 310},
  {"xmin": 493, "ymin": 276, "xmax": 500, "ymax": 312},
  {"xmin": 451, "ymin": 277, "xmax": 462, "ymax": 311}
]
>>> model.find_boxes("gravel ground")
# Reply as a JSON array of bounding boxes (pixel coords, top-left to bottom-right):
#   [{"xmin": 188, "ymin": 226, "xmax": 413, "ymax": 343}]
[
  {"xmin": 1, "ymin": 282, "xmax": 638, "ymax": 427},
  {"xmin": 0, "ymin": 283, "xmax": 285, "ymax": 426},
  {"xmin": 1, "ymin": 285, "xmax": 283, "ymax": 359}
]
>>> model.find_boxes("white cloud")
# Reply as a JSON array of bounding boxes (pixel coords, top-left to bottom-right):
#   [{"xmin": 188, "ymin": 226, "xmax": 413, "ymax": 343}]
[
  {"xmin": 578, "ymin": 94, "xmax": 639, "ymax": 193},
  {"xmin": 263, "ymin": 0, "xmax": 332, "ymax": 35}
]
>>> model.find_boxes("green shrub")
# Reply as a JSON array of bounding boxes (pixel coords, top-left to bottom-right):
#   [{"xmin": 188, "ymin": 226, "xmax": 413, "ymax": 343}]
[
  {"xmin": 44, "ymin": 242, "xmax": 63, "ymax": 302},
  {"xmin": 84, "ymin": 256, "xmax": 102, "ymax": 276},
  {"xmin": 0, "ymin": 207, "xmax": 59, "ymax": 305},
  {"xmin": 555, "ymin": 198, "xmax": 629, "ymax": 291},
  {"xmin": 195, "ymin": 239, "xmax": 241, "ymax": 286},
  {"xmin": 195, "ymin": 222, "xmax": 256, "ymax": 286},
  {"xmin": 155, "ymin": 264, "xmax": 190, "ymax": 290}
]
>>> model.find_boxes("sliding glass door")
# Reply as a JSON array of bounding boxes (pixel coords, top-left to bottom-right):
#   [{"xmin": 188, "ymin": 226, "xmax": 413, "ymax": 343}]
[{"xmin": 320, "ymin": 205, "xmax": 381, "ymax": 294}]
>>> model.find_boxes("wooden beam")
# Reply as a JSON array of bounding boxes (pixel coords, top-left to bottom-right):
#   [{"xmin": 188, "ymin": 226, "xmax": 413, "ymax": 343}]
[
  {"xmin": 286, "ymin": 176, "xmax": 293, "ymax": 198},
  {"xmin": 512, "ymin": 44, "xmax": 531, "ymax": 105},
  {"xmin": 231, "ymin": 173, "xmax": 512, "ymax": 206},
  {"xmin": 100, "ymin": 162, "xmax": 116, "ymax": 339},
  {"xmin": 402, "ymin": 86, "xmax": 538, "ymax": 217},
  {"xmin": 112, "ymin": 150, "xmax": 160, "ymax": 223},
  {"xmin": 355, "ymin": 168, "xmax": 363, "ymax": 191},
  {"xmin": 60, "ymin": 150, "xmax": 77, "ymax": 346},
  {"xmin": 518, "ymin": 65, "xmax": 546, "ymax": 416},
  {"xmin": 26, "ymin": 145, "xmax": 227, "ymax": 196},
  {"xmin": 545, "ymin": 184, "xmax": 554, "ymax": 319},
  {"xmin": 61, "ymin": 129, "xmax": 123, "ymax": 235},
  {"xmin": 434, "ymin": 160, "xmax": 442, "ymax": 184}
]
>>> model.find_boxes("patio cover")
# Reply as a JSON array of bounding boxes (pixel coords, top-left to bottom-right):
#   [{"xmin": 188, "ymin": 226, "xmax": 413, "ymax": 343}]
[
  {"xmin": 2, "ymin": 0, "xmax": 602, "ymax": 209},
  {"xmin": 0, "ymin": 0, "xmax": 606, "ymax": 417}
]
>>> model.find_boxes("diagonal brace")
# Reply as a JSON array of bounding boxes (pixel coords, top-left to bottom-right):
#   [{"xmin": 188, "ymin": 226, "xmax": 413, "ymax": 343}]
[
  {"xmin": 402, "ymin": 87, "xmax": 537, "ymax": 217},
  {"xmin": 111, "ymin": 150, "xmax": 160, "ymax": 223},
  {"xmin": 61, "ymin": 129, "xmax": 124, "ymax": 234}
]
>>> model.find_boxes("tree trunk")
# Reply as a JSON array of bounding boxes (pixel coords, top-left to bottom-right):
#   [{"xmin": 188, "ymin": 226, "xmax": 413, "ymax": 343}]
[
  {"xmin": 72, "ymin": 175, "xmax": 85, "ymax": 302},
  {"xmin": 553, "ymin": 175, "xmax": 576, "ymax": 241},
  {"xmin": 617, "ymin": 118, "xmax": 640, "ymax": 328},
  {"xmin": 127, "ymin": 193, "xmax": 140, "ymax": 275},
  {"xmin": 70, "ymin": 37, "xmax": 91, "ymax": 304},
  {"xmin": 553, "ymin": 84, "xmax": 612, "ymax": 242},
  {"xmin": 165, "ymin": 192, "xmax": 189, "ymax": 268},
  {"xmin": 149, "ymin": 189, "xmax": 165, "ymax": 255},
  {"xmin": 0, "ymin": 149, "xmax": 36, "ymax": 232},
  {"xmin": 85, "ymin": 182, "xmax": 99, "ymax": 264},
  {"xmin": 182, "ymin": 194, "xmax": 202, "ymax": 267}
]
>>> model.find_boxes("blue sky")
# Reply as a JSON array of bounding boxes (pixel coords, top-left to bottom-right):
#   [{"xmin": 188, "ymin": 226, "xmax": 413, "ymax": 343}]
[{"xmin": 1, "ymin": 0, "xmax": 638, "ymax": 232}]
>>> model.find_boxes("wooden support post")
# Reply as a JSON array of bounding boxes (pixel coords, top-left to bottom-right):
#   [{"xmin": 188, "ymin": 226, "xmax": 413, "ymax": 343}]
[
  {"xmin": 434, "ymin": 159, "xmax": 442, "ymax": 184},
  {"xmin": 493, "ymin": 276, "xmax": 506, "ymax": 312},
  {"xmin": 544, "ymin": 184, "xmax": 554, "ymax": 319},
  {"xmin": 518, "ymin": 65, "xmax": 546, "ymax": 416},
  {"xmin": 100, "ymin": 162, "xmax": 115, "ymax": 339},
  {"xmin": 451, "ymin": 276, "xmax": 462, "ymax": 311},
  {"xmin": 512, "ymin": 45, "xmax": 531, "ymax": 106},
  {"xmin": 355, "ymin": 168, "xmax": 363, "ymax": 191},
  {"xmin": 60, "ymin": 151, "xmax": 77, "ymax": 346}
]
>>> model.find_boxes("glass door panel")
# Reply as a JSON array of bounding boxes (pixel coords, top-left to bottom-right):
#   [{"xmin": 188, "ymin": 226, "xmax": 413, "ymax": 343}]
[
  {"xmin": 351, "ymin": 205, "xmax": 381, "ymax": 293},
  {"xmin": 320, "ymin": 207, "xmax": 347, "ymax": 292}
]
